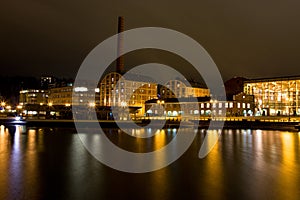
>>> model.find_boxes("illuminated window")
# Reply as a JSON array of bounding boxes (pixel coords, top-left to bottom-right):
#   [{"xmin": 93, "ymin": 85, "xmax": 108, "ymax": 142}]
[
  {"xmin": 229, "ymin": 102, "xmax": 233, "ymax": 108},
  {"xmin": 237, "ymin": 103, "xmax": 240, "ymax": 108}
]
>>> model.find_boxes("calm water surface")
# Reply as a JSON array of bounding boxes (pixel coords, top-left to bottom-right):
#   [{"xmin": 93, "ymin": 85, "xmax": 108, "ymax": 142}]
[{"xmin": 0, "ymin": 125, "xmax": 300, "ymax": 200}]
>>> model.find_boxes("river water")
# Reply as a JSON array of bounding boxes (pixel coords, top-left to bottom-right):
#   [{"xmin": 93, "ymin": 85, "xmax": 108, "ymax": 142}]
[{"xmin": 0, "ymin": 125, "xmax": 300, "ymax": 200}]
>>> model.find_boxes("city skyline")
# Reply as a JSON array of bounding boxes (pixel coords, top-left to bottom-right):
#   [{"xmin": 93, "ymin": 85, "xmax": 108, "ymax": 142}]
[{"xmin": 1, "ymin": 2, "xmax": 300, "ymax": 200}]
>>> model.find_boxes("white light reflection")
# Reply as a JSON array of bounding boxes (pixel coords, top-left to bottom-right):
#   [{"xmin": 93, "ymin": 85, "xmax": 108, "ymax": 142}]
[{"xmin": 13, "ymin": 126, "xmax": 21, "ymax": 153}]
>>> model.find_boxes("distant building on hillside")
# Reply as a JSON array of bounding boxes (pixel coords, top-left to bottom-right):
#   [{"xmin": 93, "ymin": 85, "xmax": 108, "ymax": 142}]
[
  {"xmin": 225, "ymin": 77, "xmax": 248, "ymax": 99},
  {"xmin": 41, "ymin": 76, "xmax": 56, "ymax": 89}
]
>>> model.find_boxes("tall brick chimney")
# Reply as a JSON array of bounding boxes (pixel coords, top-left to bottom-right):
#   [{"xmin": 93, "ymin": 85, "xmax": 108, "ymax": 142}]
[{"xmin": 116, "ymin": 16, "xmax": 124, "ymax": 73}]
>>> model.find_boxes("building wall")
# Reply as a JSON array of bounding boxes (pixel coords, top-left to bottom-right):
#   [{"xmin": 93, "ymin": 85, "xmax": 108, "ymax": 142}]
[
  {"xmin": 145, "ymin": 98, "xmax": 254, "ymax": 118},
  {"xmin": 48, "ymin": 86, "xmax": 73, "ymax": 106},
  {"xmin": 99, "ymin": 72, "xmax": 157, "ymax": 115},
  {"xmin": 19, "ymin": 89, "xmax": 48, "ymax": 105},
  {"xmin": 244, "ymin": 78, "xmax": 300, "ymax": 116},
  {"xmin": 160, "ymin": 80, "xmax": 209, "ymax": 99},
  {"xmin": 48, "ymin": 86, "xmax": 99, "ymax": 106}
]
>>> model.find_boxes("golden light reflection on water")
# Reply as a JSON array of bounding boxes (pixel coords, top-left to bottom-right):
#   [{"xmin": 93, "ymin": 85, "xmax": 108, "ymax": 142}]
[
  {"xmin": 26, "ymin": 129, "xmax": 38, "ymax": 182},
  {"xmin": 282, "ymin": 132, "xmax": 294, "ymax": 163},
  {"xmin": 276, "ymin": 132, "xmax": 299, "ymax": 199},
  {"xmin": 143, "ymin": 129, "xmax": 167, "ymax": 173},
  {"xmin": 202, "ymin": 130, "xmax": 224, "ymax": 199},
  {"xmin": 1, "ymin": 127, "xmax": 300, "ymax": 199},
  {"xmin": 0, "ymin": 126, "xmax": 43, "ymax": 199},
  {"xmin": 0, "ymin": 125, "xmax": 9, "ymax": 198},
  {"xmin": 153, "ymin": 129, "xmax": 166, "ymax": 150}
]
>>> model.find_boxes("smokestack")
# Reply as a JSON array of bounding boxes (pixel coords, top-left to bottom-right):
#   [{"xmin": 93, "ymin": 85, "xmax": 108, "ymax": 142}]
[{"xmin": 116, "ymin": 16, "xmax": 124, "ymax": 73}]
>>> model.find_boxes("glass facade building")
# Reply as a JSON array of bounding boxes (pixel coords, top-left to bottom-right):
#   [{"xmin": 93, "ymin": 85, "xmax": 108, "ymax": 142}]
[{"xmin": 244, "ymin": 76, "xmax": 300, "ymax": 116}]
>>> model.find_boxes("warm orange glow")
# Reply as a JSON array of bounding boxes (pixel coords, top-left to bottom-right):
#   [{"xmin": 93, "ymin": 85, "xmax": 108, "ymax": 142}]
[
  {"xmin": 89, "ymin": 102, "xmax": 95, "ymax": 107},
  {"xmin": 1, "ymin": 102, "xmax": 6, "ymax": 107}
]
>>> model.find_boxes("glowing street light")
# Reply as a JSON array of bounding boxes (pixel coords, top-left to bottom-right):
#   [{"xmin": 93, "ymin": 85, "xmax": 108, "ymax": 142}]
[
  {"xmin": 1, "ymin": 102, "xmax": 5, "ymax": 107},
  {"xmin": 157, "ymin": 100, "xmax": 165, "ymax": 104},
  {"xmin": 157, "ymin": 100, "xmax": 166, "ymax": 119},
  {"xmin": 89, "ymin": 102, "xmax": 95, "ymax": 107}
]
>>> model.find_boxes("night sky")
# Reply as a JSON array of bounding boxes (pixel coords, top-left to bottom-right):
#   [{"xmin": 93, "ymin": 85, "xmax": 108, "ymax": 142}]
[{"xmin": 1, "ymin": 0, "xmax": 300, "ymax": 81}]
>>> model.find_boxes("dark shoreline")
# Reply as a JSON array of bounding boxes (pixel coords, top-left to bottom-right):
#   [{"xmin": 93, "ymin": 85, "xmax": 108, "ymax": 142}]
[{"xmin": 0, "ymin": 118, "xmax": 299, "ymax": 131}]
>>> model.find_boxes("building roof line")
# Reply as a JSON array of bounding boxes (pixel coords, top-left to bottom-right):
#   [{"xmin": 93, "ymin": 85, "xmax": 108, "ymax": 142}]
[{"xmin": 245, "ymin": 74, "xmax": 300, "ymax": 83}]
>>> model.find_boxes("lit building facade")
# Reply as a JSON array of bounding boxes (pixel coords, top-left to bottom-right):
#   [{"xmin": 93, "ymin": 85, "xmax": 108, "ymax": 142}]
[
  {"xmin": 145, "ymin": 93, "xmax": 254, "ymax": 119},
  {"xmin": 19, "ymin": 89, "xmax": 48, "ymax": 105},
  {"xmin": 99, "ymin": 72, "xmax": 157, "ymax": 116},
  {"xmin": 48, "ymin": 86, "xmax": 72, "ymax": 106},
  {"xmin": 160, "ymin": 79, "xmax": 209, "ymax": 99},
  {"xmin": 48, "ymin": 86, "xmax": 100, "ymax": 106},
  {"xmin": 244, "ymin": 76, "xmax": 300, "ymax": 116}
]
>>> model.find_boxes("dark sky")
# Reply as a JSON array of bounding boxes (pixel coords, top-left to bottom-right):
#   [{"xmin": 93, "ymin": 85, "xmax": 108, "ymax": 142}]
[{"xmin": 1, "ymin": 0, "xmax": 300, "ymax": 81}]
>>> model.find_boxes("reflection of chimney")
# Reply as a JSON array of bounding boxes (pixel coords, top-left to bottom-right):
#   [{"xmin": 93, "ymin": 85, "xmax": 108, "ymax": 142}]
[{"xmin": 116, "ymin": 16, "xmax": 124, "ymax": 73}]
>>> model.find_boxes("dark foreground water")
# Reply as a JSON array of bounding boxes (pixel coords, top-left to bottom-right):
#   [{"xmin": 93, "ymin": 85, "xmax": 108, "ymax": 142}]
[{"xmin": 0, "ymin": 125, "xmax": 300, "ymax": 200}]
